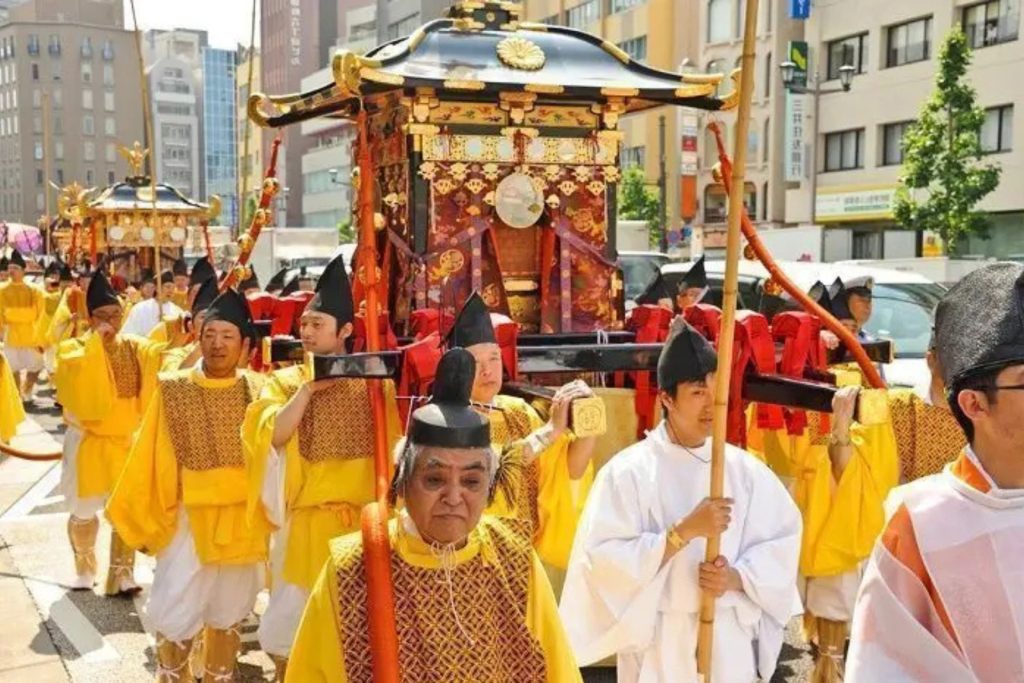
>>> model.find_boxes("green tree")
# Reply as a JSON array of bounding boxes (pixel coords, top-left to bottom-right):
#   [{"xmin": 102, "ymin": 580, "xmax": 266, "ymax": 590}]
[
  {"xmin": 337, "ymin": 217, "xmax": 355, "ymax": 243},
  {"xmin": 617, "ymin": 165, "xmax": 662, "ymax": 249},
  {"xmin": 893, "ymin": 27, "xmax": 1001, "ymax": 253},
  {"xmin": 240, "ymin": 193, "xmax": 258, "ymax": 232}
]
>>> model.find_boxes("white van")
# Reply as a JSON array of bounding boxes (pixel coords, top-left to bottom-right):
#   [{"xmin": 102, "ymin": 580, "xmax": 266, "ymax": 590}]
[{"xmin": 660, "ymin": 259, "xmax": 946, "ymax": 391}]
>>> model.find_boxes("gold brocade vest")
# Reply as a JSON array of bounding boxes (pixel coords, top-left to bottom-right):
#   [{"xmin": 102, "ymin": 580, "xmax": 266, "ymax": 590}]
[
  {"xmin": 294, "ymin": 378, "xmax": 375, "ymax": 463},
  {"xmin": 888, "ymin": 390, "xmax": 966, "ymax": 482},
  {"xmin": 105, "ymin": 337, "xmax": 142, "ymax": 399},
  {"xmin": 162, "ymin": 374, "xmax": 261, "ymax": 471},
  {"xmin": 332, "ymin": 518, "xmax": 546, "ymax": 683}
]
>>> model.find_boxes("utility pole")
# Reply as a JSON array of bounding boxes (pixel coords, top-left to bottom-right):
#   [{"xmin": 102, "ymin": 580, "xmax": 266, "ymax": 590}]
[{"xmin": 658, "ymin": 114, "xmax": 668, "ymax": 253}]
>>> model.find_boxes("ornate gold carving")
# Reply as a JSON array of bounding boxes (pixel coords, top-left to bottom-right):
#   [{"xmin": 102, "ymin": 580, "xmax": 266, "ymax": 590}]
[
  {"xmin": 498, "ymin": 92, "xmax": 537, "ymax": 125},
  {"xmin": 360, "ymin": 67, "xmax": 405, "ymax": 86},
  {"xmin": 600, "ymin": 86, "xmax": 640, "ymax": 97},
  {"xmin": 443, "ymin": 79, "xmax": 487, "ymax": 91},
  {"xmin": 675, "ymin": 82, "xmax": 717, "ymax": 98},
  {"xmin": 496, "ymin": 36, "xmax": 546, "ymax": 71},
  {"xmin": 682, "ymin": 72, "xmax": 725, "ymax": 85},
  {"xmin": 406, "ymin": 123, "xmax": 440, "ymax": 137},
  {"xmin": 207, "ymin": 194, "xmax": 222, "ymax": 221},
  {"xmin": 332, "ymin": 51, "xmax": 363, "ymax": 96},
  {"xmin": 718, "ymin": 68, "xmax": 743, "ymax": 111},
  {"xmin": 517, "ymin": 21, "xmax": 549, "ymax": 32},
  {"xmin": 248, "ymin": 93, "xmax": 272, "ymax": 128},
  {"xmin": 524, "ymin": 83, "xmax": 563, "ymax": 94},
  {"xmin": 117, "ymin": 141, "xmax": 149, "ymax": 177}
]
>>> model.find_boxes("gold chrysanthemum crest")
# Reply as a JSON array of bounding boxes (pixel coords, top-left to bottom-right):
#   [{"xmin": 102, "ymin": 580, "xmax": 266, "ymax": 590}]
[{"xmin": 496, "ymin": 36, "xmax": 546, "ymax": 71}]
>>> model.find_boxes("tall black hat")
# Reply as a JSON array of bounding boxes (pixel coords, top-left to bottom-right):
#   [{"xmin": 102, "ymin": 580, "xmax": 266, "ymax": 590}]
[
  {"xmin": 936, "ymin": 262, "xmax": 1024, "ymax": 386},
  {"xmin": 44, "ymin": 260, "xmax": 61, "ymax": 279},
  {"xmin": 281, "ymin": 272, "xmax": 300, "ymax": 296},
  {"xmin": 203, "ymin": 287, "xmax": 256, "ymax": 342},
  {"xmin": 191, "ymin": 276, "xmax": 219, "ymax": 316},
  {"xmin": 307, "ymin": 253, "xmax": 353, "ymax": 324},
  {"xmin": 189, "ymin": 256, "xmax": 216, "ymax": 288},
  {"xmin": 58, "ymin": 261, "xmax": 73, "ymax": 282},
  {"xmin": 159, "ymin": 270, "xmax": 174, "ymax": 285},
  {"xmin": 0, "ymin": 254, "xmax": 8, "ymax": 271},
  {"xmin": 657, "ymin": 319, "xmax": 718, "ymax": 391},
  {"xmin": 826, "ymin": 278, "xmax": 854, "ymax": 321},
  {"xmin": 265, "ymin": 267, "xmax": 288, "ymax": 293},
  {"xmin": 239, "ymin": 267, "xmax": 260, "ymax": 292},
  {"xmin": 681, "ymin": 256, "xmax": 707, "ymax": 290},
  {"xmin": 409, "ymin": 348, "xmax": 491, "ymax": 448},
  {"xmin": 172, "ymin": 258, "xmax": 188, "ymax": 277},
  {"xmin": 634, "ymin": 272, "xmax": 672, "ymax": 306},
  {"xmin": 447, "ymin": 292, "xmax": 496, "ymax": 347},
  {"xmin": 9, "ymin": 249, "xmax": 26, "ymax": 269},
  {"xmin": 86, "ymin": 270, "xmax": 121, "ymax": 313}
]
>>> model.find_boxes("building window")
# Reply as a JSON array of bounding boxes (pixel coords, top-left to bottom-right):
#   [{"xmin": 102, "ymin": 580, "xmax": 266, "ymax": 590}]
[
  {"xmin": 747, "ymin": 127, "xmax": 759, "ymax": 160},
  {"xmin": 55, "ymin": 168, "xmax": 63, "ymax": 184},
  {"xmin": 54, "ymin": 140, "xmax": 63, "ymax": 160},
  {"xmin": 48, "ymin": 34, "xmax": 60, "ymax": 56},
  {"xmin": 104, "ymin": 117, "xmax": 116, "ymax": 137},
  {"xmin": 611, "ymin": 0, "xmax": 644, "ymax": 12},
  {"xmin": 80, "ymin": 36, "xmax": 93, "ymax": 59},
  {"xmin": 81, "ymin": 62, "xmax": 92, "ymax": 83},
  {"xmin": 52, "ymin": 115, "xmax": 62, "ymax": 134},
  {"xmin": 980, "ymin": 104, "xmax": 1013, "ymax": 153},
  {"xmin": 82, "ymin": 89, "xmax": 93, "ymax": 109},
  {"xmin": 52, "ymin": 88, "xmax": 61, "ymax": 108},
  {"xmin": 620, "ymin": 145, "xmax": 646, "ymax": 169},
  {"xmin": 86, "ymin": 169, "xmax": 94, "ymax": 185},
  {"xmin": 824, "ymin": 128, "xmax": 864, "ymax": 171},
  {"xmin": 83, "ymin": 114, "xmax": 94, "ymax": 135},
  {"xmin": 886, "ymin": 16, "xmax": 932, "ymax": 67},
  {"xmin": 763, "ymin": 117, "xmax": 770, "ymax": 162},
  {"xmin": 106, "ymin": 142, "xmax": 116, "ymax": 163},
  {"xmin": 84, "ymin": 140, "xmax": 95, "ymax": 161},
  {"xmin": 708, "ymin": 0, "xmax": 731, "ymax": 42},
  {"xmin": 102, "ymin": 64, "xmax": 113, "ymax": 85},
  {"xmin": 32, "ymin": 114, "xmax": 41, "ymax": 133},
  {"xmin": 881, "ymin": 120, "xmax": 914, "ymax": 165},
  {"xmin": 567, "ymin": 0, "xmax": 600, "ymax": 29},
  {"xmin": 108, "ymin": 170, "xmax": 115, "ymax": 184},
  {"xmin": 538, "ymin": 14, "xmax": 560, "ymax": 25},
  {"xmin": 102, "ymin": 40, "xmax": 114, "ymax": 61},
  {"xmin": 963, "ymin": 0, "xmax": 1019, "ymax": 48},
  {"xmin": 31, "ymin": 63, "xmax": 38, "ymax": 81},
  {"xmin": 764, "ymin": 52, "xmax": 771, "ymax": 97},
  {"xmin": 27, "ymin": 35, "xmax": 39, "ymax": 56},
  {"xmin": 617, "ymin": 36, "xmax": 648, "ymax": 62},
  {"xmin": 762, "ymin": 181, "xmax": 769, "ymax": 220},
  {"xmin": 704, "ymin": 184, "xmax": 727, "ymax": 223},
  {"xmin": 827, "ymin": 32, "xmax": 868, "ymax": 80},
  {"xmin": 386, "ymin": 13, "xmax": 420, "ymax": 40},
  {"xmin": 104, "ymin": 91, "xmax": 114, "ymax": 111},
  {"xmin": 35, "ymin": 169, "xmax": 43, "ymax": 185}
]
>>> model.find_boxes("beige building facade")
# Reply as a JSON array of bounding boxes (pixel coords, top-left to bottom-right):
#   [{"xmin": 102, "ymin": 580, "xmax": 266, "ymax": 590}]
[
  {"xmin": 0, "ymin": 0, "xmax": 144, "ymax": 226},
  {"xmin": 788, "ymin": 0, "xmax": 1023, "ymax": 260},
  {"xmin": 236, "ymin": 45, "xmax": 263, "ymax": 207}
]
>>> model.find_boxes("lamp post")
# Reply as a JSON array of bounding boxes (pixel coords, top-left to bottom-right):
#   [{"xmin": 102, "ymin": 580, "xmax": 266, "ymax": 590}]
[{"xmin": 779, "ymin": 61, "xmax": 855, "ymax": 224}]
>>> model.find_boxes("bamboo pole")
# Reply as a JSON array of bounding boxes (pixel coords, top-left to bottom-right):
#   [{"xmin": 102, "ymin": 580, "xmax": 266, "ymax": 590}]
[
  {"xmin": 238, "ymin": 0, "xmax": 258, "ymax": 239},
  {"xmin": 129, "ymin": 0, "xmax": 162, "ymax": 301},
  {"xmin": 696, "ymin": 0, "xmax": 760, "ymax": 677}
]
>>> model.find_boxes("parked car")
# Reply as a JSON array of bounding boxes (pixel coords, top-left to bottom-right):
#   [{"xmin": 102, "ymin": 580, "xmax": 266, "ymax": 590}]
[
  {"xmin": 618, "ymin": 250, "xmax": 673, "ymax": 302},
  {"xmin": 660, "ymin": 259, "xmax": 946, "ymax": 390}
]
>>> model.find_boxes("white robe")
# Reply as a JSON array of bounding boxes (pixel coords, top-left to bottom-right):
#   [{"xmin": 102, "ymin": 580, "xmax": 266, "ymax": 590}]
[
  {"xmin": 559, "ymin": 422, "xmax": 802, "ymax": 682},
  {"xmin": 120, "ymin": 298, "xmax": 182, "ymax": 338}
]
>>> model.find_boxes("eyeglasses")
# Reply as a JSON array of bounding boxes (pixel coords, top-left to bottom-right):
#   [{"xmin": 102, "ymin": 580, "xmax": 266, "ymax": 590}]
[{"xmin": 91, "ymin": 310, "xmax": 123, "ymax": 324}]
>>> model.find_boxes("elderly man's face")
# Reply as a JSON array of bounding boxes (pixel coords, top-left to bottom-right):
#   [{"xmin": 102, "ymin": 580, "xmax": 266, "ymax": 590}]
[{"xmin": 404, "ymin": 446, "xmax": 490, "ymax": 546}]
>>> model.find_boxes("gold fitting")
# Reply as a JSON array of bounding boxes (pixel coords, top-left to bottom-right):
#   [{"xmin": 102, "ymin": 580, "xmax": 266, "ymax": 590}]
[
  {"xmin": 570, "ymin": 396, "xmax": 607, "ymax": 438},
  {"xmin": 856, "ymin": 389, "xmax": 890, "ymax": 426},
  {"xmin": 237, "ymin": 234, "xmax": 254, "ymax": 252},
  {"xmin": 263, "ymin": 177, "xmax": 281, "ymax": 195}
]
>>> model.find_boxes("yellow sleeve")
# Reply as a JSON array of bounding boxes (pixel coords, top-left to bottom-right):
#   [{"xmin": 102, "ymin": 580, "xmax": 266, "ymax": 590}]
[
  {"xmin": 525, "ymin": 551, "xmax": 583, "ymax": 683},
  {"xmin": 796, "ymin": 417, "xmax": 900, "ymax": 577},
  {"xmin": 105, "ymin": 385, "xmax": 180, "ymax": 555},
  {"xmin": 0, "ymin": 354, "xmax": 25, "ymax": 441},
  {"xmin": 128, "ymin": 335, "xmax": 170, "ymax": 412},
  {"xmin": 533, "ymin": 433, "xmax": 592, "ymax": 570},
  {"xmin": 54, "ymin": 334, "xmax": 114, "ymax": 421},
  {"xmin": 47, "ymin": 293, "xmax": 73, "ymax": 345},
  {"xmin": 285, "ymin": 558, "xmax": 347, "ymax": 683},
  {"xmin": 242, "ymin": 374, "xmax": 292, "ymax": 525}
]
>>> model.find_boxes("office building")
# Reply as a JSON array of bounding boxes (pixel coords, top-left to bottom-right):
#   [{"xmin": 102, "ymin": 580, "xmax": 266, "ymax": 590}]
[
  {"xmin": 201, "ymin": 46, "xmax": 237, "ymax": 227},
  {"xmin": 0, "ymin": 0, "xmax": 144, "ymax": 225}
]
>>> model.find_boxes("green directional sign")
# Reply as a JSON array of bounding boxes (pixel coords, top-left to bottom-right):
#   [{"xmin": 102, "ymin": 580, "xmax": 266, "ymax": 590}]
[{"xmin": 788, "ymin": 40, "xmax": 808, "ymax": 88}]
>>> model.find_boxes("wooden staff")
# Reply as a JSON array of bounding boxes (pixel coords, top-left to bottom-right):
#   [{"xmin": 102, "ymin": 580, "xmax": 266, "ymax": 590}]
[
  {"xmin": 696, "ymin": 0, "xmax": 759, "ymax": 677},
  {"xmin": 707, "ymin": 123, "xmax": 886, "ymax": 390},
  {"xmin": 355, "ymin": 108, "xmax": 401, "ymax": 683},
  {"xmin": 220, "ymin": 137, "xmax": 282, "ymax": 292}
]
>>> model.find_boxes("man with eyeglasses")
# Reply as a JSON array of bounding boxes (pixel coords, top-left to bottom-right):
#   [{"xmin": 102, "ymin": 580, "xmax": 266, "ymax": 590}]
[
  {"xmin": 53, "ymin": 269, "xmax": 167, "ymax": 594},
  {"xmin": 847, "ymin": 262, "xmax": 1024, "ymax": 680}
]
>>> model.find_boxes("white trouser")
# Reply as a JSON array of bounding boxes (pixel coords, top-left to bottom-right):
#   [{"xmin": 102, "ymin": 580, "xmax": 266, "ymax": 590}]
[
  {"xmin": 59, "ymin": 426, "xmax": 105, "ymax": 519},
  {"xmin": 146, "ymin": 510, "xmax": 264, "ymax": 643},
  {"xmin": 5, "ymin": 346, "xmax": 43, "ymax": 374},
  {"xmin": 801, "ymin": 568, "xmax": 864, "ymax": 622}
]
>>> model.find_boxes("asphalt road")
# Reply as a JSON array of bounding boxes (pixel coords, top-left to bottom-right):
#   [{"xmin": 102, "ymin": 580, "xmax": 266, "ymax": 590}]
[{"xmin": 0, "ymin": 381, "xmax": 813, "ymax": 682}]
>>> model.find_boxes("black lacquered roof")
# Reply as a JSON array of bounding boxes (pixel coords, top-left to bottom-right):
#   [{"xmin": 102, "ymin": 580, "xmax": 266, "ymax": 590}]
[{"xmin": 88, "ymin": 176, "xmax": 210, "ymax": 213}]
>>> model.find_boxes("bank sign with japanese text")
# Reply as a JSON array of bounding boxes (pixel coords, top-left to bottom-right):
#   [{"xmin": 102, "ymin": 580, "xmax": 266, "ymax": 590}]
[{"xmin": 816, "ymin": 186, "xmax": 898, "ymax": 223}]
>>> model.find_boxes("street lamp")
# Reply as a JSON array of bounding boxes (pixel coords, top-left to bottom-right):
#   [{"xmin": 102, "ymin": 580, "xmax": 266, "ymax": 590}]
[{"xmin": 779, "ymin": 61, "xmax": 856, "ymax": 223}]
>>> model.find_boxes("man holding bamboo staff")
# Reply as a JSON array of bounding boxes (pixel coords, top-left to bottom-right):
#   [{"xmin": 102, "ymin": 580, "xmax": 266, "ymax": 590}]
[{"xmin": 559, "ymin": 318, "xmax": 802, "ymax": 681}]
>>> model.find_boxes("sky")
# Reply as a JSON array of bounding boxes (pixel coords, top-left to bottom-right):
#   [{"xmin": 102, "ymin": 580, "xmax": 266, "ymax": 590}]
[{"xmin": 124, "ymin": 0, "xmax": 258, "ymax": 51}]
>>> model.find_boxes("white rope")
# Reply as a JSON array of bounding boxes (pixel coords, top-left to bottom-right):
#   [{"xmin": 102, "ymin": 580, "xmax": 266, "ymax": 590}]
[{"xmin": 429, "ymin": 541, "xmax": 475, "ymax": 646}]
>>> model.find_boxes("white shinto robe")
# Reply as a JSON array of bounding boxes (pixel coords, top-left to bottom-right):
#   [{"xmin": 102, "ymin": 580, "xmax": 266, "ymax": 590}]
[
  {"xmin": 120, "ymin": 298, "xmax": 182, "ymax": 338},
  {"xmin": 559, "ymin": 421, "xmax": 802, "ymax": 682}
]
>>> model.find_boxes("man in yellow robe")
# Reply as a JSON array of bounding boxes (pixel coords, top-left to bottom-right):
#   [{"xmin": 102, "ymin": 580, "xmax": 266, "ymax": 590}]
[
  {"xmin": 107, "ymin": 288, "xmax": 270, "ymax": 683},
  {"xmin": 153, "ymin": 276, "xmax": 218, "ymax": 373},
  {"xmin": 34, "ymin": 260, "xmax": 66, "ymax": 376},
  {"xmin": 449, "ymin": 292, "xmax": 596, "ymax": 572},
  {"xmin": 53, "ymin": 270, "xmax": 167, "ymax": 594},
  {"xmin": 243, "ymin": 253, "xmax": 400, "ymax": 679},
  {"xmin": 0, "ymin": 350, "xmax": 25, "ymax": 442},
  {"xmin": 170, "ymin": 258, "xmax": 189, "ymax": 310},
  {"xmin": 286, "ymin": 348, "xmax": 581, "ymax": 683},
  {"xmin": 0, "ymin": 249, "xmax": 45, "ymax": 401}
]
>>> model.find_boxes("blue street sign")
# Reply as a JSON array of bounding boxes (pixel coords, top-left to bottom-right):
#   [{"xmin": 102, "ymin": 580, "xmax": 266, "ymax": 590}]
[{"xmin": 789, "ymin": 0, "xmax": 810, "ymax": 20}]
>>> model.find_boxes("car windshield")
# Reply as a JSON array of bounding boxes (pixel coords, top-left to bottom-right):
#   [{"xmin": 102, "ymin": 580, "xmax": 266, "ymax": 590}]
[{"xmin": 863, "ymin": 282, "xmax": 945, "ymax": 358}]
